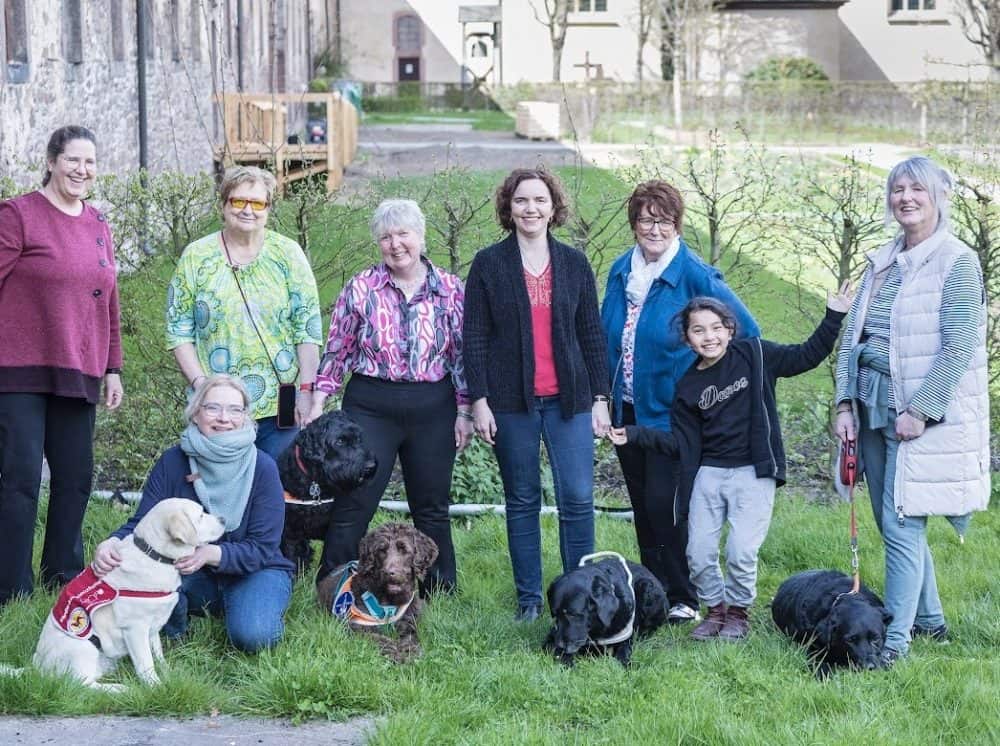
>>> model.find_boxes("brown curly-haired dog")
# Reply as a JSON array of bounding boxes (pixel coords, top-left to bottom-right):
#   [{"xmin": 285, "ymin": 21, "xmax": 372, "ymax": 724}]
[{"xmin": 316, "ymin": 522, "xmax": 438, "ymax": 663}]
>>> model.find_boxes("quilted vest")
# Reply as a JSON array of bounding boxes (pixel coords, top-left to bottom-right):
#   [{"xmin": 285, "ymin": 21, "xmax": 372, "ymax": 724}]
[{"xmin": 852, "ymin": 230, "xmax": 990, "ymax": 517}]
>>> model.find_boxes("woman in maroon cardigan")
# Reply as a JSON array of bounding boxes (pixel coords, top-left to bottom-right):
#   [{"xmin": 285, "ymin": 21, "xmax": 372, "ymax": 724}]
[{"xmin": 0, "ymin": 125, "xmax": 123, "ymax": 605}]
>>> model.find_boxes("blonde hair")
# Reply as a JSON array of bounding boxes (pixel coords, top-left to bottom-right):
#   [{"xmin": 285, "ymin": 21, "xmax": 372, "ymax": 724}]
[
  {"xmin": 218, "ymin": 166, "xmax": 278, "ymax": 208},
  {"xmin": 183, "ymin": 374, "xmax": 254, "ymax": 425}
]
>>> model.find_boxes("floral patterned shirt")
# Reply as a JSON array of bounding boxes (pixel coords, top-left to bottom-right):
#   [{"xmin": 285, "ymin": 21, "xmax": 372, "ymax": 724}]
[
  {"xmin": 166, "ymin": 230, "xmax": 323, "ymax": 418},
  {"xmin": 621, "ymin": 301, "xmax": 642, "ymax": 403},
  {"xmin": 316, "ymin": 259, "xmax": 469, "ymax": 404}
]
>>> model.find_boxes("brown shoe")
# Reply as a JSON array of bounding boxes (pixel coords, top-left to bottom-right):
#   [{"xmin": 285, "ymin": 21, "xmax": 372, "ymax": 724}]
[
  {"xmin": 690, "ymin": 603, "xmax": 727, "ymax": 641},
  {"xmin": 718, "ymin": 606, "xmax": 750, "ymax": 641}
]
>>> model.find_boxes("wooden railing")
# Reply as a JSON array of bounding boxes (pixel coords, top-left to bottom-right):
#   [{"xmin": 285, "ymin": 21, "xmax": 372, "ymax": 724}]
[{"xmin": 213, "ymin": 91, "xmax": 359, "ymax": 192}]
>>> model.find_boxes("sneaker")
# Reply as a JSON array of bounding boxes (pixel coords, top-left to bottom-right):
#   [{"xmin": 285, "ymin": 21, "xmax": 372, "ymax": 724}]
[
  {"xmin": 718, "ymin": 606, "xmax": 750, "ymax": 641},
  {"xmin": 515, "ymin": 604, "xmax": 543, "ymax": 622},
  {"xmin": 881, "ymin": 647, "xmax": 904, "ymax": 668},
  {"xmin": 690, "ymin": 603, "xmax": 727, "ymax": 641},
  {"xmin": 668, "ymin": 603, "xmax": 701, "ymax": 625},
  {"xmin": 911, "ymin": 623, "xmax": 949, "ymax": 643}
]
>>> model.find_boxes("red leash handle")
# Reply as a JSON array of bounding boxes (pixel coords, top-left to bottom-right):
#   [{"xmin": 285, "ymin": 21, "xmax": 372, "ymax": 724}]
[{"xmin": 841, "ymin": 438, "xmax": 861, "ymax": 594}]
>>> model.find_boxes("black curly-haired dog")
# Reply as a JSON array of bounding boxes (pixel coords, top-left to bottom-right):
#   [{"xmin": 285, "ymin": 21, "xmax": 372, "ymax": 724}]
[
  {"xmin": 316, "ymin": 522, "xmax": 438, "ymax": 663},
  {"xmin": 543, "ymin": 553, "xmax": 667, "ymax": 667},
  {"xmin": 772, "ymin": 569, "xmax": 892, "ymax": 677},
  {"xmin": 277, "ymin": 411, "xmax": 377, "ymax": 571}
]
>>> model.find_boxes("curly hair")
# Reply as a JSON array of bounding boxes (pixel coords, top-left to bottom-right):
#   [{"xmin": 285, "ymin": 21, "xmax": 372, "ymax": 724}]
[
  {"xmin": 494, "ymin": 167, "xmax": 570, "ymax": 233},
  {"xmin": 627, "ymin": 180, "xmax": 685, "ymax": 234},
  {"xmin": 675, "ymin": 296, "xmax": 739, "ymax": 340}
]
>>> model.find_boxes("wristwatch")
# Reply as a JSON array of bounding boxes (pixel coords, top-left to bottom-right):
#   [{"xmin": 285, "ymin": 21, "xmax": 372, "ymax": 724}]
[
  {"xmin": 299, "ymin": 382, "xmax": 315, "ymax": 393},
  {"xmin": 906, "ymin": 407, "xmax": 928, "ymax": 422}
]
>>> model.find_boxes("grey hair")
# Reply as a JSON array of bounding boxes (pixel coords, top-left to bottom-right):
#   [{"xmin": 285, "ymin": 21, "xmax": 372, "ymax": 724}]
[
  {"xmin": 183, "ymin": 373, "xmax": 255, "ymax": 427},
  {"xmin": 218, "ymin": 165, "xmax": 278, "ymax": 208},
  {"xmin": 885, "ymin": 156, "xmax": 952, "ymax": 233},
  {"xmin": 370, "ymin": 199, "xmax": 426, "ymax": 246}
]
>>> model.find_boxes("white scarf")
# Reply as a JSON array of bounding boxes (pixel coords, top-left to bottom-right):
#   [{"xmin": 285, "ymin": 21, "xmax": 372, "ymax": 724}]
[{"xmin": 624, "ymin": 238, "xmax": 680, "ymax": 306}]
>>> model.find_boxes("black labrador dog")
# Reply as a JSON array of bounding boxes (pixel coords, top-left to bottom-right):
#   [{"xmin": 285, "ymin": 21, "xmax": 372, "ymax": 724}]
[
  {"xmin": 772, "ymin": 569, "xmax": 892, "ymax": 677},
  {"xmin": 277, "ymin": 411, "xmax": 377, "ymax": 571},
  {"xmin": 543, "ymin": 553, "xmax": 667, "ymax": 667}
]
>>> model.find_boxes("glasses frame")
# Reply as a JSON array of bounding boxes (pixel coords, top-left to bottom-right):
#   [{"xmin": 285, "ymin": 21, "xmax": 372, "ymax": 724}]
[
  {"xmin": 200, "ymin": 402, "xmax": 247, "ymax": 419},
  {"xmin": 636, "ymin": 217, "xmax": 675, "ymax": 232},
  {"xmin": 228, "ymin": 196, "xmax": 270, "ymax": 212}
]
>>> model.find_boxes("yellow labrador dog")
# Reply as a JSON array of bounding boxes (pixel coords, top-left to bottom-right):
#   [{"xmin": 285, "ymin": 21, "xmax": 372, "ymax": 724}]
[{"xmin": 13, "ymin": 498, "xmax": 224, "ymax": 691}]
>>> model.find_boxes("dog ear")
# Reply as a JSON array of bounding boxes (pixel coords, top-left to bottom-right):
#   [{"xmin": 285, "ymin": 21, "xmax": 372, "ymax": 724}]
[
  {"xmin": 590, "ymin": 574, "xmax": 616, "ymax": 629},
  {"xmin": 167, "ymin": 510, "xmax": 198, "ymax": 546},
  {"xmin": 357, "ymin": 529, "xmax": 385, "ymax": 570},
  {"xmin": 409, "ymin": 527, "xmax": 439, "ymax": 578},
  {"xmin": 815, "ymin": 614, "xmax": 838, "ymax": 648}
]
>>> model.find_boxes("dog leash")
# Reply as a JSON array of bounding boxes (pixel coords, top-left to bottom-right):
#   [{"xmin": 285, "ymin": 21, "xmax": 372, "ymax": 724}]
[{"xmin": 840, "ymin": 438, "xmax": 861, "ymax": 595}]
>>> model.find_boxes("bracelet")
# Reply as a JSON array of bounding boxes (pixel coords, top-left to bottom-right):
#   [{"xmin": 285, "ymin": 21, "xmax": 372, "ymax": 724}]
[
  {"xmin": 906, "ymin": 407, "xmax": 928, "ymax": 423},
  {"xmin": 191, "ymin": 375, "xmax": 206, "ymax": 388},
  {"xmin": 456, "ymin": 410, "xmax": 474, "ymax": 421},
  {"xmin": 299, "ymin": 382, "xmax": 315, "ymax": 393},
  {"xmin": 105, "ymin": 367, "xmax": 122, "ymax": 375}
]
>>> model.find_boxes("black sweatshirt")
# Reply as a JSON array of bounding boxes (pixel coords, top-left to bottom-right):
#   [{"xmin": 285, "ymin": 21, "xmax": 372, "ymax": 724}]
[{"xmin": 625, "ymin": 307, "xmax": 846, "ymax": 523}]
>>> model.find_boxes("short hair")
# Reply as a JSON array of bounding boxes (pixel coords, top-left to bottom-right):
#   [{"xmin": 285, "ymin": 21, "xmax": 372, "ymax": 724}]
[
  {"xmin": 885, "ymin": 156, "xmax": 952, "ymax": 233},
  {"xmin": 183, "ymin": 374, "xmax": 254, "ymax": 425},
  {"xmin": 370, "ymin": 198, "xmax": 426, "ymax": 244},
  {"xmin": 42, "ymin": 125, "xmax": 97, "ymax": 186},
  {"xmin": 218, "ymin": 166, "xmax": 278, "ymax": 208},
  {"xmin": 494, "ymin": 167, "xmax": 569, "ymax": 232},
  {"xmin": 675, "ymin": 296, "xmax": 739, "ymax": 339},
  {"xmin": 627, "ymin": 180, "xmax": 685, "ymax": 234}
]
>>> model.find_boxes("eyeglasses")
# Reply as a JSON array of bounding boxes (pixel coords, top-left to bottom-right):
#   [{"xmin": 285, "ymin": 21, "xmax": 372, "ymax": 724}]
[
  {"xmin": 200, "ymin": 403, "xmax": 247, "ymax": 418},
  {"xmin": 228, "ymin": 197, "xmax": 270, "ymax": 212},
  {"xmin": 636, "ymin": 217, "xmax": 675, "ymax": 231}
]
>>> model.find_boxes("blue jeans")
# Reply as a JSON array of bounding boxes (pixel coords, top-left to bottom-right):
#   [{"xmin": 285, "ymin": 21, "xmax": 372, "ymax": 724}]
[
  {"xmin": 255, "ymin": 417, "xmax": 299, "ymax": 461},
  {"xmin": 860, "ymin": 408, "xmax": 944, "ymax": 655},
  {"xmin": 493, "ymin": 397, "xmax": 595, "ymax": 608},
  {"xmin": 163, "ymin": 567, "xmax": 292, "ymax": 652}
]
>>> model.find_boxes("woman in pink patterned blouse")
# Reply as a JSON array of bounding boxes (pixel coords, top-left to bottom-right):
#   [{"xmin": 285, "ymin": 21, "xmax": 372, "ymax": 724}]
[{"xmin": 310, "ymin": 199, "xmax": 472, "ymax": 592}]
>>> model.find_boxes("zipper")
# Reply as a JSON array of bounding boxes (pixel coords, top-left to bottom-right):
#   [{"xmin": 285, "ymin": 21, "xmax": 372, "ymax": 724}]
[{"xmin": 757, "ymin": 339, "xmax": 777, "ymax": 474}]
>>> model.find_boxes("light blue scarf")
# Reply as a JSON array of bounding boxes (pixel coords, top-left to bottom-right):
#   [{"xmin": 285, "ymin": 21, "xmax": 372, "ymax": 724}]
[{"xmin": 179, "ymin": 423, "xmax": 257, "ymax": 531}]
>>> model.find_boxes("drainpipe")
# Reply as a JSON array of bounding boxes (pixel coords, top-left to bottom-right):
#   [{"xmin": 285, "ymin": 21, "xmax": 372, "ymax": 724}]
[
  {"xmin": 237, "ymin": 0, "xmax": 245, "ymax": 91},
  {"xmin": 135, "ymin": 0, "xmax": 152, "ymax": 254}
]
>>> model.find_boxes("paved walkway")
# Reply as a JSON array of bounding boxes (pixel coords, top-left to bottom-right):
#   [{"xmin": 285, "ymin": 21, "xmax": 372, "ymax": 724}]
[{"xmin": 0, "ymin": 715, "xmax": 374, "ymax": 745}]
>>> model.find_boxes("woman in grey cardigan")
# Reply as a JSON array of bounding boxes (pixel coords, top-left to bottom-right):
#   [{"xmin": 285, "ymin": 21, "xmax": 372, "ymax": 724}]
[
  {"xmin": 834, "ymin": 156, "xmax": 989, "ymax": 665},
  {"xmin": 463, "ymin": 168, "xmax": 611, "ymax": 622}
]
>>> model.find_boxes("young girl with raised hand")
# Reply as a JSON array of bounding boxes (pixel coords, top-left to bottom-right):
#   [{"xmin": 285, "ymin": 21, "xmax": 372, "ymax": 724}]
[{"xmin": 610, "ymin": 282, "xmax": 854, "ymax": 641}]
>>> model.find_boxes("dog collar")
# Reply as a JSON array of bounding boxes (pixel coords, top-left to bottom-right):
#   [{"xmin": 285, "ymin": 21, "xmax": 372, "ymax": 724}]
[
  {"xmin": 133, "ymin": 535, "xmax": 177, "ymax": 565},
  {"xmin": 578, "ymin": 551, "xmax": 635, "ymax": 646},
  {"xmin": 291, "ymin": 444, "xmax": 324, "ymax": 501},
  {"xmin": 329, "ymin": 561, "xmax": 414, "ymax": 627}
]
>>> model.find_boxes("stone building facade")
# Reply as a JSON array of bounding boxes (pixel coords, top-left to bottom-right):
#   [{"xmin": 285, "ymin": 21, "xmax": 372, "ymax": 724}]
[{"xmin": 1, "ymin": 0, "xmax": 334, "ymax": 186}]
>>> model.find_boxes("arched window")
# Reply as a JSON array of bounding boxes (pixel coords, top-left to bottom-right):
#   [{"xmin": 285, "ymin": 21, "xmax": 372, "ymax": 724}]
[
  {"xmin": 471, "ymin": 40, "xmax": 488, "ymax": 58},
  {"xmin": 395, "ymin": 14, "xmax": 420, "ymax": 53},
  {"xmin": 64, "ymin": 0, "xmax": 83, "ymax": 64}
]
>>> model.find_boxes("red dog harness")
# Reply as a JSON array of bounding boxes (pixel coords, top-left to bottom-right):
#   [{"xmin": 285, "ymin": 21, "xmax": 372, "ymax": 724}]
[{"xmin": 51, "ymin": 568, "xmax": 176, "ymax": 644}]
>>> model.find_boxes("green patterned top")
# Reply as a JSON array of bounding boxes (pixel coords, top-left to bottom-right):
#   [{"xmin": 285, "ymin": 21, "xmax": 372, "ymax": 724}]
[{"xmin": 166, "ymin": 230, "xmax": 323, "ymax": 418}]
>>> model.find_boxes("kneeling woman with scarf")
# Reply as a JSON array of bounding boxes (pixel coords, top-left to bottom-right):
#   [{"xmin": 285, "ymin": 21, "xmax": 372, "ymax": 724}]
[{"xmin": 91, "ymin": 374, "xmax": 294, "ymax": 652}]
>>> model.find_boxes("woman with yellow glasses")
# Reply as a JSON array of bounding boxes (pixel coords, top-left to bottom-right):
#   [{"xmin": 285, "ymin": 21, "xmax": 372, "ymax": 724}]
[{"xmin": 166, "ymin": 166, "xmax": 322, "ymax": 459}]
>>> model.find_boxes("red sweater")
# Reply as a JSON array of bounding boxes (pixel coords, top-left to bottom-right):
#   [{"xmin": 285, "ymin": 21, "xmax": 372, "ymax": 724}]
[{"xmin": 0, "ymin": 191, "xmax": 123, "ymax": 403}]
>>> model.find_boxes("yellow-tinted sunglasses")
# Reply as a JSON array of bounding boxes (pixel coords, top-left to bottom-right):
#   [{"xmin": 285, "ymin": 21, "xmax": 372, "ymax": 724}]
[{"xmin": 228, "ymin": 197, "xmax": 270, "ymax": 212}]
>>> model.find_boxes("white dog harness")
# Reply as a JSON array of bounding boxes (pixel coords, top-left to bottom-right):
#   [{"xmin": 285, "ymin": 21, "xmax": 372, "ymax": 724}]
[{"xmin": 577, "ymin": 551, "xmax": 635, "ymax": 646}]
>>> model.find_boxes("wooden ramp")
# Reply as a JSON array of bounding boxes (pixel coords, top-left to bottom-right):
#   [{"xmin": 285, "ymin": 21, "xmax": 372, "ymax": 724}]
[{"xmin": 214, "ymin": 92, "xmax": 359, "ymax": 193}]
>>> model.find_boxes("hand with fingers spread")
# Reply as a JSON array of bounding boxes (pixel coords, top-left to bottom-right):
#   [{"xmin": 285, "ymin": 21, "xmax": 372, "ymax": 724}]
[{"xmin": 827, "ymin": 280, "xmax": 855, "ymax": 314}]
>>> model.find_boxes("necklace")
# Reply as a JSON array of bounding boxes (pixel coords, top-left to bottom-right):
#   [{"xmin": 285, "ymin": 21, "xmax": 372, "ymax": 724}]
[
  {"xmin": 393, "ymin": 268, "xmax": 426, "ymax": 294},
  {"xmin": 520, "ymin": 248, "xmax": 550, "ymax": 277},
  {"xmin": 220, "ymin": 231, "xmax": 261, "ymax": 269}
]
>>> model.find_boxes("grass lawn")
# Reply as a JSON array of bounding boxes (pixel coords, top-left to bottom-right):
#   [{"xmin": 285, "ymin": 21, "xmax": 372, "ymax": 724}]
[{"xmin": 1, "ymin": 492, "xmax": 997, "ymax": 744}]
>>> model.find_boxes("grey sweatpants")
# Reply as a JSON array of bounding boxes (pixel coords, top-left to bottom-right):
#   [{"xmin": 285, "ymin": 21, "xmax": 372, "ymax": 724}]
[{"xmin": 686, "ymin": 465, "xmax": 776, "ymax": 609}]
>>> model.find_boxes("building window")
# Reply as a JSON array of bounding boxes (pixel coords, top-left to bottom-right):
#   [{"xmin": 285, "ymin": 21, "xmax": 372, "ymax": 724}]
[
  {"xmin": 575, "ymin": 0, "xmax": 608, "ymax": 11},
  {"xmin": 64, "ymin": 0, "xmax": 83, "ymax": 64},
  {"xmin": 110, "ymin": 0, "xmax": 125, "ymax": 61},
  {"xmin": 189, "ymin": 0, "xmax": 201, "ymax": 62},
  {"xmin": 4, "ymin": 0, "xmax": 29, "ymax": 83},
  {"xmin": 170, "ymin": 0, "xmax": 181, "ymax": 62},
  {"xmin": 396, "ymin": 15, "xmax": 421, "ymax": 53},
  {"xmin": 890, "ymin": 0, "xmax": 936, "ymax": 10},
  {"xmin": 143, "ymin": 0, "xmax": 155, "ymax": 60}
]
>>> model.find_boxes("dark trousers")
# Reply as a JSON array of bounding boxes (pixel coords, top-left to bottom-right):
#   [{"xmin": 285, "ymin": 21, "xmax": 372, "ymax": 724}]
[
  {"xmin": 318, "ymin": 375, "xmax": 458, "ymax": 591},
  {"xmin": 0, "ymin": 393, "xmax": 96, "ymax": 604},
  {"xmin": 614, "ymin": 401, "xmax": 698, "ymax": 609}
]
